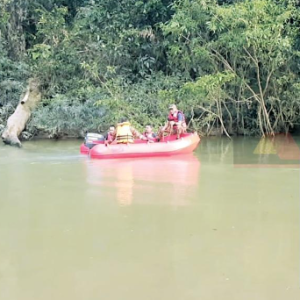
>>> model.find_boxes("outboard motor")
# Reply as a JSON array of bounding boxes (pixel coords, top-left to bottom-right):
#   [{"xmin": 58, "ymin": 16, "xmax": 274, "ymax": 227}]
[{"xmin": 84, "ymin": 133, "xmax": 105, "ymax": 149}]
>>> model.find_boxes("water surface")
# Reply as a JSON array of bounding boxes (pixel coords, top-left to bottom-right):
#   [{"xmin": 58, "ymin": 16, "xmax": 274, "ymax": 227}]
[{"xmin": 0, "ymin": 137, "xmax": 299, "ymax": 300}]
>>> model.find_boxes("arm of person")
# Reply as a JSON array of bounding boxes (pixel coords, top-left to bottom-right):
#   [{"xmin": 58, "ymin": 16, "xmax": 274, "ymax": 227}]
[
  {"xmin": 139, "ymin": 134, "xmax": 147, "ymax": 140},
  {"xmin": 147, "ymin": 135, "xmax": 157, "ymax": 143},
  {"xmin": 130, "ymin": 127, "xmax": 142, "ymax": 139}
]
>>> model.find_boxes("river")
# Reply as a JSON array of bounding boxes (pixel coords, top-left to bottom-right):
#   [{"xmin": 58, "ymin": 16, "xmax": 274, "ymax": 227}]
[{"xmin": 0, "ymin": 137, "xmax": 299, "ymax": 300}]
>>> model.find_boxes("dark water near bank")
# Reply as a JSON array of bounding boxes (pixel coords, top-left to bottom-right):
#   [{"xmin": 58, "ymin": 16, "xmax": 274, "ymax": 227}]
[{"xmin": 0, "ymin": 137, "xmax": 299, "ymax": 300}]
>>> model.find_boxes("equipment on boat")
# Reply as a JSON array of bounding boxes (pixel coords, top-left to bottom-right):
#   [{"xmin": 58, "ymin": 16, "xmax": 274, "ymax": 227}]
[{"xmin": 80, "ymin": 133, "xmax": 105, "ymax": 154}]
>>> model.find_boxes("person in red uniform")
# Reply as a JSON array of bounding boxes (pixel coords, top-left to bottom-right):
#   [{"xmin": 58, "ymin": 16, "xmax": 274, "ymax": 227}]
[
  {"xmin": 159, "ymin": 104, "xmax": 187, "ymax": 140},
  {"xmin": 104, "ymin": 125, "xmax": 116, "ymax": 145},
  {"xmin": 139, "ymin": 125, "xmax": 157, "ymax": 142},
  {"xmin": 107, "ymin": 118, "xmax": 142, "ymax": 145}
]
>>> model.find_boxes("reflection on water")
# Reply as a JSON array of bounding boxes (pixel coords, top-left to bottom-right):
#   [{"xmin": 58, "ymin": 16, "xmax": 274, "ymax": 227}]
[
  {"xmin": 85, "ymin": 155, "xmax": 201, "ymax": 206},
  {"xmin": 233, "ymin": 134, "xmax": 300, "ymax": 167}
]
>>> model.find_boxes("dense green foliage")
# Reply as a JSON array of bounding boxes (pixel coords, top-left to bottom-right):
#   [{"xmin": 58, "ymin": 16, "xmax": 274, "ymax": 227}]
[{"xmin": 1, "ymin": 0, "xmax": 300, "ymax": 138}]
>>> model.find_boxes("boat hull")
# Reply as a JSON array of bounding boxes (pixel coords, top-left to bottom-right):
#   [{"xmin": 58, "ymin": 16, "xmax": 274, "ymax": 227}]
[
  {"xmin": 80, "ymin": 143, "xmax": 90, "ymax": 155},
  {"xmin": 80, "ymin": 139, "xmax": 105, "ymax": 154},
  {"xmin": 89, "ymin": 132, "xmax": 200, "ymax": 159}
]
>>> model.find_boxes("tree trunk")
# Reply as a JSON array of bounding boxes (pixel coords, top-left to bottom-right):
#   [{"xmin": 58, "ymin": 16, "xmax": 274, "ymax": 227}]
[{"xmin": 2, "ymin": 78, "xmax": 41, "ymax": 147}]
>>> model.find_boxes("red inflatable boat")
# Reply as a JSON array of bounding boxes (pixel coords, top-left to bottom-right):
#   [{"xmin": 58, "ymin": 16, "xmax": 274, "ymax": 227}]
[{"xmin": 81, "ymin": 132, "xmax": 200, "ymax": 159}]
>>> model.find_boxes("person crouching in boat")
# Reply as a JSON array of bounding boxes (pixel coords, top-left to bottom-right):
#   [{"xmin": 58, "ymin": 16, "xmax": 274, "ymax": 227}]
[
  {"xmin": 104, "ymin": 125, "xmax": 116, "ymax": 145},
  {"xmin": 114, "ymin": 118, "xmax": 141, "ymax": 144},
  {"xmin": 159, "ymin": 104, "xmax": 187, "ymax": 140},
  {"xmin": 139, "ymin": 125, "xmax": 157, "ymax": 142}
]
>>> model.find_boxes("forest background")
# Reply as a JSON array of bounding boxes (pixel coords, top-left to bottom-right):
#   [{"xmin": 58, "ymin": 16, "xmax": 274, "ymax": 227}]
[{"xmin": 1, "ymin": 0, "xmax": 300, "ymax": 139}]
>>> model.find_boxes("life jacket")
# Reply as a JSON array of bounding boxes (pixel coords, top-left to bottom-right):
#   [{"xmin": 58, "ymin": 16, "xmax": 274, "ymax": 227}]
[
  {"xmin": 116, "ymin": 122, "xmax": 133, "ymax": 144},
  {"xmin": 168, "ymin": 110, "xmax": 185, "ymax": 123}
]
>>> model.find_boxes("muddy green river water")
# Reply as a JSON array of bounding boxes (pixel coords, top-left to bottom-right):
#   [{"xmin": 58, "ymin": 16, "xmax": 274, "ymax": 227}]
[{"xmin": 0, "ymin": 137, "xmax": 299, "ymax": 300}]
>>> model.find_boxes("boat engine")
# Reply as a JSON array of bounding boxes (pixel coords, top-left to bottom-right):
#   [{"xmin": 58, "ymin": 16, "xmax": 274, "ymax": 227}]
[{"xmin": 84, "ymin": 133, "xmax": 105, "ymax": 149}]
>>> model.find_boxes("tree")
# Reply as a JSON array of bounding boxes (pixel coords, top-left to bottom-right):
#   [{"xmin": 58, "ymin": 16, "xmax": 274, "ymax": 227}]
[
  {"xmin": 162, "ymin": 0, "xmax": 300, "ymax": 135},
  {"xmin": 2, "ymin": 78, "xmax": 41, "ymax": 147}
]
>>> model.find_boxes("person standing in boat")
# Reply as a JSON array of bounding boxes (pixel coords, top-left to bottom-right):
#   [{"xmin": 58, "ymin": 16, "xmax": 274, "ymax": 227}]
[
  {"xmin": 159, "ymin": 104, "xmax": 187, "ymax": 139},
  {"xmin": 114, "ymin": 118, "xmax": 141, "ymax": 144},
  {"xmin": 139, "ymin": 125, "xmax": 157, "ymax": 142}
]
